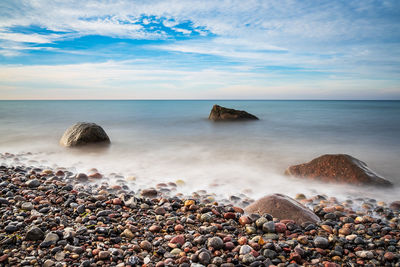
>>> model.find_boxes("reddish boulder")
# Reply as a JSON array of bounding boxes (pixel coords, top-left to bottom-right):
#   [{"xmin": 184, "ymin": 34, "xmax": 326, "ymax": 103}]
[
  {"xmin": 208, "ymin": 105, "xmax": 258, "ymax": 121},
  {"xmin": 244, "ymin": 194, "xmax": 320, "ymax": 225},
  {"xmin": 285, "ymin": 154, "xmax": 392, "ymax": 187}
]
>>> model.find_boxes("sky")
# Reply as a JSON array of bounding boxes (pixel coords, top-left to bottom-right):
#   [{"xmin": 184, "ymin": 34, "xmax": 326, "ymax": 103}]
[{"xmin": 0, "ymin": 0, "xmax": 400, "ymax": 100}]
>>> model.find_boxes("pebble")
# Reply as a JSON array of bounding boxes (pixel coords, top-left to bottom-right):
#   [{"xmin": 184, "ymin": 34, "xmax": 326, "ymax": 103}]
[
  {"xmin": 98, "ymin": 251, "xmax": 110, "ymax": 260},
  {"xmin": 21, "ymin": 202, "xmax": 34, "ymax": 211},
  {"xmin": 239, "ymin": 245, "xmax": 252, "ymax": 255},
  {"xmin": 207, "ymin": 237, "xmax": 224, "ymax": 250},
  {"xmin": 314, "ymin": 236, "xmax": 329, "ymax": 248},
  {"xmin": 25, "ymin": 226, "xmax": 44, "ymax": 241},
  {"xmin": 26, "ymin": 179, "xmax": 41, "ymax": 187},
  {"xmin": 355, "ymin": 250, "xmax": 374, "ymax": 259}
]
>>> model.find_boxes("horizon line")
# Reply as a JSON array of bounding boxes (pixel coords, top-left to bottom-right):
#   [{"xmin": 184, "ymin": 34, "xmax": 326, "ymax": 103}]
[{"xmin": 0, "ymin": 99, "xmax": 399, "ymax": 101}]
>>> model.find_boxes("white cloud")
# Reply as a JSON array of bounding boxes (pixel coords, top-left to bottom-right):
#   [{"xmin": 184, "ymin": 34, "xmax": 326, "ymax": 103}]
[
  {"xmin": 0, "ymin": 31, "xmax": 58, "ymax": 43},
  {"xmin": 173, "ymin": 28, "xmax": 192, "ymax": 35}
]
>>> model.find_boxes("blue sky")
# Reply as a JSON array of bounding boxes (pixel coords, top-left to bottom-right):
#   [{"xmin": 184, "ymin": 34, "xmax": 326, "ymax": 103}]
[{"xmin": 0, "ymin": 0, "xmax": 400, "ymax": 99}]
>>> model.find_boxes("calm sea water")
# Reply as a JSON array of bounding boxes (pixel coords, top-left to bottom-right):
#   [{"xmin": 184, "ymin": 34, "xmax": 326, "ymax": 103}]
[{"xmin": 1, "ymin": 100, "xmax": 399, "ymax": 201}]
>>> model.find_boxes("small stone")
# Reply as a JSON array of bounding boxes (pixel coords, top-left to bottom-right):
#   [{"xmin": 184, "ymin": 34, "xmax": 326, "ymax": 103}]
[
  {"xmin": 384, "ymin": 252, "xmax": 395, "ymax": 261},
  {"xmin": 171, "ymin": 235, "xmax": 185, "ymax": 246},
  {"xmin": 255, "ymin": 217, "xmax": 268, "ymax": 228},
  {"xmin": 263, "ymin": 249, "xmax": 277, "ymax": 259},
  {"xmin": 75, "ymin": 173, "xmax": 88, "ymax": 180},
  {"xmin": 314, "ymin": 236, "xmax": 329, "ymax": 249},
  {"xmin": 21, "ymin": 202, "xmax": 34, "ymax": 211},
  {"xmin": 321, "ymin": 225, "xmax": 333, "ymax": 234},
  {"xmin": 140, "ymin": 240, "xmax": 153, "ymax": 251},
  {"xmin": 174, "ymin": 224, "xmax": 184, "ymax": 232},
  {"xmin": 239, "ymin": 215, "xmax": 251, "ymax": 225},
  {"xmin": 5, "ymin": 225, "xmax": 18, "ymax": 233},
  {"xmin": 198, "ymin": 251, "xmax": 211, "ymax": 265},
  {"xmin": 170, "ymin": 248, "xmax": 182, "ymax": 255},
  {"xmin": 88, "ymin": 172, "xmax": 102, "ymax": 178},
  {"xmin": 339, "ymin": 227, "xmax": 352, "ymax": 235},
  {"xmin": 295, "ymin": 193, "xmax": 306, "ymax": 200},
  {"xmin": 112, "ymin": 198, "xmax": 122, "ymax": 205},
  {"xmin": 200, "ymin": 213, "xmax": 212, "ymax": 222},
  {"xmin": 0, "ymin": 255, "xmax": 8, "ymax": 262},
  {"xmin": 141, "ymin": 188, "xmax": 158, "ymax": 197},
  {"xmin": 274, "ymin": 222, "xmax": 286, "ymax": 233},
  {"xmin": 127, "ymin": 256, "xmax": 140, "ymax": 265},
  {"xmin": 239, "ymin": 245, "xmax": 252, "ymax": 255},
  {"xmin": 26, "ymin": 179, "xmax": 41, "ymax": 188},
  {"xmin": 245, "ymin": 226, "xmax": 256, "ymax": 234},
  {"xmin": 99, "ymin": 251, "xmax": 110, "ymax": 260},
  {"xmin": 43, "ymin": 259, "xmax": 55, "ymax": 267},
  {"xmin": 184, "ymin": 200, "xmax": 195, "ymax": 206},
  {"xmin": 0, "ymin": 198, "xmax": 9, "ymax": 205},
  {"xmin": 224, "ymin": 212, "xmax": 236, "ymax": 219},
  {"xmin": 43, "ymin": 232, "xmax": 59, "ymax": 245},
  {"xmin": 355, "ymin": 250, "xmax": 374, "ymax": 259},
  {"xmin": 242, "ymin": 254, "xmax": 255, "ymax": 264},
  {"xmin": 121, "ymin": 229, "xmax": 134, "ymax": 239},
  {"xmin": 76, "ymin": 204, "xmax": 85, "ymax": 214},
  {"xmin": 65, "ymin": 244, "xmax": 84, "ymax": 254},
  {"xmin": 262, "ymin": 221, "xmax": 275, "ymax": 233},
  {"xmin": 25, "ymin": 227, "xmax": 44, "ymax": 241},
  {"xmin": 155, "ymin": 207, "xmax": 166, "ymax": 215},
  {"xmin": 149, "ymin": 225, "xmax": 161, "ymax": 232},
  {"xmin": 54, "ymin": 252, "xmax": 65, "ymax": 261},
  {"xmin": 207, "ymin": 237, "xmax": 224, "ymax": 250}
]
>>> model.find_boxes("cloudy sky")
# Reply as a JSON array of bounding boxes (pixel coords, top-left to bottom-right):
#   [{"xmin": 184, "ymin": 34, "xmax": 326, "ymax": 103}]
[{"xmin": 1, "ymin": 0, "xmax": 399, "ymax": 99}]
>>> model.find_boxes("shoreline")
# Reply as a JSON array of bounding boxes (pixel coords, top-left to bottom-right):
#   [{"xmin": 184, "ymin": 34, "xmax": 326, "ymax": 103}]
[{"xmin": 0, "ymin": 163, "xmax": 399, "ymax": 266}]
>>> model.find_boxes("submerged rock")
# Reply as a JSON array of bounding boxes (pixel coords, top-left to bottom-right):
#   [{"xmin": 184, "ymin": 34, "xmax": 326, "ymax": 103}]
[
  {"xmin": 60, "ymin": 122, "xmax": 110, "ymax": 147},
  {"xmin": 285, "ymin": 154, "xmax": 392, "ymax": 187},
  {"xmin": 208, "ymin": 105, "xmax": 259, "ymax": 121},
  {"xmin": 244, "ymin": 194, "xmax": 320, "ymax": 225}
]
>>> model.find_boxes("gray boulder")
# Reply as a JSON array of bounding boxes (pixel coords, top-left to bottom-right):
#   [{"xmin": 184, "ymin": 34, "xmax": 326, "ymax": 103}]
[
  {"xmin": 209, "ymin": 105, "xmax": 258, "ymax": 121},
  {"xmin": 60, "ymin": 122, "xmax": 110, "ymax": 147}
]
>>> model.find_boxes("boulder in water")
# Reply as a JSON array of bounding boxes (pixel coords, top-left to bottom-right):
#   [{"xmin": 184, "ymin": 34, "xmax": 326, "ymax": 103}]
[
  {"xmin": 244, "ymin": 194, "xmax": 320, "ymax": 225},
  {"xmin": 60, "ymin": 122, "xmax": 110, "ymax": 147},
  {"xmin": 285, "ymin": 154, "xmax": 392, "ymax": 187},
  {"xmin": 208, "ymin": 105, "xmax": 258, "ymax": 121}
]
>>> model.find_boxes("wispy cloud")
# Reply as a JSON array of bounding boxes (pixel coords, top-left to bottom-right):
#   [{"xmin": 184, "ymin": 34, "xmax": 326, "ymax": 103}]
[{"xmin": 0, "ymin": 60, "xmax": 398, "ymax": 100}]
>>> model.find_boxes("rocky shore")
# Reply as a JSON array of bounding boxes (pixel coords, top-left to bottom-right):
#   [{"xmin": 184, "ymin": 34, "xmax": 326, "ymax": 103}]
[{"xmin": 0, "ymin": 163, "xmax": 399, "ymax": 267}]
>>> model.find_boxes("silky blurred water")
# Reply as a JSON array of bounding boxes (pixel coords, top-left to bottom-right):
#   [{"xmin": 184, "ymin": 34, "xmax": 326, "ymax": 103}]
[{"xmin": 1, "ymin": 100, "xmax": 399, "ymax": 201}]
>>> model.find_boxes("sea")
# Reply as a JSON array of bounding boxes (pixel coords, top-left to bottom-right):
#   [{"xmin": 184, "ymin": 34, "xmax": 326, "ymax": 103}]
[{"xmin": 1, "ymin": 100, "xmax": 399, "ymax": 203}]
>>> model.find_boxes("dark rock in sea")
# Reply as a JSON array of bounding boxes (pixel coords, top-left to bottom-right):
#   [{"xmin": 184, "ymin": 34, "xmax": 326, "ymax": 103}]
[
  {"xmin": 284, "ymin": 154, "xmax": 392, "ymax": 187},
  {"xmin": 208, "ymin": 105, "xmax": 259, "ymax": 121},
  {"xmin": 244, "ymin": 194, "xmax": 320, "ymax": 225},
  {"xmin": 59, "ymin": 122, "xmax": 110, "ymax": 147}
]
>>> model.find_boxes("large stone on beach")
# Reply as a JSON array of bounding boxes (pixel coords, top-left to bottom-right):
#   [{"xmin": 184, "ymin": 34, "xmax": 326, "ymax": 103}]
[
  {"xmin": 285, "ymin": 154, "xmax": 392, "ymax": 187},
  {"xmin": 208, "ymin": 105, "xmax": 258, "ymax": 121},
  {"xmin": 244, "ymin": 194, "xmax": 320, "ymax": 225},
  {"xmin": 60, "ymin": 122, "xmax": 110, "ymax": 147}
]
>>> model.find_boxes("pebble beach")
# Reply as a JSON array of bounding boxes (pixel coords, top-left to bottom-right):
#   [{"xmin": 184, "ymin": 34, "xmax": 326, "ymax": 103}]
[{"xmin": 1, "ymin": 155, "xmax": 399, "ymax": 267}]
